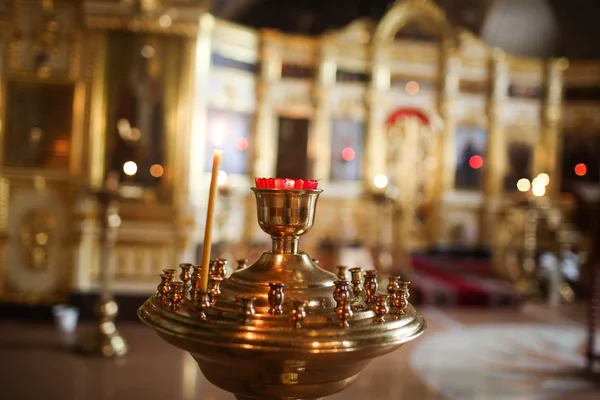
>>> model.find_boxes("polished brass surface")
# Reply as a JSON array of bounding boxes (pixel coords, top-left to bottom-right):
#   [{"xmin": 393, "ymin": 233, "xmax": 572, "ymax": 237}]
[
  {"xmin": 139, "ymin": 187, "xmax": 426, "ymax": 399},
  {"xmin": 252, "ymin": 188, "xmax": 322, "ymax": 254}
]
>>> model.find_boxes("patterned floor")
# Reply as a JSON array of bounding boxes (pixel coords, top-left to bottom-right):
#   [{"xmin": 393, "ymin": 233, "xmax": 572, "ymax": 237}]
[
  {"xmin": 0, "ymin": 303, "xmax": 598, "ymax": 399},
  {"xmin": 411, "ymin": 323, "xmax": 600, "ymax": 399}
]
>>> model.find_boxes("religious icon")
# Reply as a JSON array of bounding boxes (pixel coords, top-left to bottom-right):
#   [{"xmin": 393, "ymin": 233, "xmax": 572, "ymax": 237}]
[
  {"xmin": 330, "ymin": 119, "xmax": 364, "ymax": 181},
  {"xmin": 109, "ymin": 36, "xmax": 165, "ymax": 187},
  {"xmin": 454, "ymin": 125, "xmax": 487, "ymax": 190},
  {"xmin": 504, "ymin": 143, "xmax": 533, "ymax": 190},
  {"xmin": 4, "ymin": 81, "xmax": 74, "ymax": 169},
  {"xmin": 275, "ymin": 117, "xmax": 310, "ymax": 179}
]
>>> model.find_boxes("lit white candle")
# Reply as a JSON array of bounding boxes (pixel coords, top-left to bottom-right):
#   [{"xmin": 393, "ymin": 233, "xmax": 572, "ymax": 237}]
[{"xmin": 199, "ymin": 128, "xmax": 224, "ymax": 292}]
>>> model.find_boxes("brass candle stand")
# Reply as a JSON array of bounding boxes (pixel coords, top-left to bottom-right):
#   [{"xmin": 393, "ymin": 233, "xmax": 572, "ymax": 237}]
[
  {"xmin": 139, "ymin": 187, "xmax": 426, "ymax": 399},
  {"xmin": 77, "ymin": 174, "xmax": 128, "ymax": 357}
]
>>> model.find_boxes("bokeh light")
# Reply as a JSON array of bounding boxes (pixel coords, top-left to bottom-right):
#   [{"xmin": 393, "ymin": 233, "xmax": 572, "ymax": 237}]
[
  {"xmin": 574, "ymin": 163, "xmax": 587, "ymax": 176},
  {"xmin": 341, "ymin": 147, "xmax": 356, "ymax": 161},
  {"xmin": 536, "ymin": 173, "xmax": 550, "ymax": 186},
  {"xmin": 123, "ymin": 161, "xmax": 138, "ymax": 176},
  {"xmin": 235, "ymin": 137, "xmax": 249, "ymax": 151},
  {"xmin": 374, "ymin": 174, "xmax": 389, "ymax": 189},
  {"xmin": 217, "ymin": 170, "xmax": 228, "ymax": 186},
  {"xmin": 150, "ymin": 164, "xmax": 164, "ymax": 178},
  {"xmin": 532, "ymin": 184, "xmax": 546, "ymax": 197},
  {"xmin": 516, "ymin": 178, "xmax": 531, "ymax": 192},
  {"xmin": 405, "ymin": 81, "xmax": 420, "ymax": 95},
  {"xmin": 469, "ymin": 155, "xmax": 483, "ymax": 169}
]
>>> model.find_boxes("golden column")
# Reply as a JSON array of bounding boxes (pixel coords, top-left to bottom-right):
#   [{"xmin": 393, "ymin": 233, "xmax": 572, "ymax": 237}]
[
  {"xmin": 541, "ymin": 58, "xmax": 568, "ymax": 196},
  {"xmin": 242, "ymin": 31, "xmax": 282, "ymax": 248},
  {"xmin": 312, "ymin": 41, "xmax": 336, "ymax": 183},
  {"xmin": 483, "ymin": 49, "xmax": 509, "ymax": 245},
  {"xmin": 190, "ymin": 13, "xmax": 214, "ymax": 195},
  {"xmin": 433, "ymin": 45, "xmax": 460, "ymax": 244},
  {"xmin": 365, "ymin": 43, "xmax": 391, "ymax": 190},
  {"xmin": 252, "ymin": 31, "xmax": 281, "ymax": 178}
]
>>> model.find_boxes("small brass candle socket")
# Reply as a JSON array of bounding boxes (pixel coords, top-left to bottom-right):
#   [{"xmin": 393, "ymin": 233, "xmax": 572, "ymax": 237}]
[
  {"xmin": 374, "ymin": 294, "xmax": 389, "ymax": 323},
  {"xmin": 237, "ymin": 295, "xmax": 256, "ymax": 325},
  {"xmin": 179, "ymin": 263, "xmax": 193, "ymax": 293},
  {"xmin": 209, "ymin": 259, "xmax": 218, "ymax": 276},
  {"xmin": 236, "ymin": 258, "xmax": 249, "ymax": 270},
  {"xmin": 387, "ymin": 276, "xmax": 400, "ymax": 308},
  {"xmin": 190, "ymin": 264, "xmax": 202, "ymax": 301},
  {"xmin": 216, "ymin": 258, "xmax": 228, "ymax": 278},
  {"xmin": 333, "ymin": 280, "xmax": 353, "ymax": 328},
  {"xmin": 157, "ymin": 273, "xmax": 173, "ymax": 300},
  {"xmin": 197, "ymin": 291, "xmax": 211, "ymax": 320},
  {"xmin": 336, "ymin": 265, "xmax": 348, "ymax": 280},
  {"xmin": 364, "ymin": 270, "xmax": 379, "ymax": 304},
  {"xmin": 209, "ymin": 275, "xmax": 223, "ymax": 305},
  {"xmin": 394, "ymin": 289, "xmax": 409, "ymax": 315},
  {"xmin": 349, "ymin": 267, "xmax": 363, "ymax": 297},
  {"xmin": 169, "ymin": 281, "xmax": 184, "ymax": 310},
  {"xmin": 289, "ymin": 299, "xmax": 307, "ymax": 329},
  {"xmin": 399, "ymin": 281, "xmax": 411, "ymax": 300},
  {"xmin": 163, "ymin": 269, "xmax": 176, "ymax": 278},
  {"xmin": 268, "ymin": 282, "xmax": 285, "ymax": 315}
]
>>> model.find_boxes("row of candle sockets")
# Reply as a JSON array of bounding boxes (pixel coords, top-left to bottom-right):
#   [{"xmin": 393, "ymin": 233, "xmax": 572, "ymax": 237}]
[
  {"xmin": 155, "ymin": 262, "xmax": 411, "ymax": 329},
  {"xmin": 334, "ymin": 266, "xmax": 411, "ymax": 327},
  {"xmin": 254, "ymin": 177, "xmax": 319, "ymax": 190},
  {"xmin": 156, "ymin": 258, "xmax": 246, "ymax": 311}
]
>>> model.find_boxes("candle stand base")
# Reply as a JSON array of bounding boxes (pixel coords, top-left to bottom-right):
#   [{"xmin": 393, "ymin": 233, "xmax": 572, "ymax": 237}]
[
  {"xmin": 76, "ymin": 296, "xmax": 128, "ymax": 357},
  {"xmin": 139, "ymin": 188, "xmax": 426, "ymax": 399},
  {"xmin": 235, "ymin": 397, "xmax": 323, "ymax": 400}
]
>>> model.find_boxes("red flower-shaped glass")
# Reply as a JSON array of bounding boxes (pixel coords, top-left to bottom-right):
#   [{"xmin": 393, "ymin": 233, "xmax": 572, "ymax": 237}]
[{"xmin": 255, "ymin": 177, "xmax": 318, "ymax": 190}]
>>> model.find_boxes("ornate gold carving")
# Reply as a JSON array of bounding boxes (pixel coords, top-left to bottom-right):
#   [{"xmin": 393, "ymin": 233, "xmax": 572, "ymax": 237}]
[
  {"xmin": 374, "ymin": 0, "xmax": 456, "ymax": 47},
  {"xmin": 9, "ymin": 0, "xmax": 80, "ymax": 79},
  {"xmin": 19, "ymin": 209, "xmax": 56, "ymax": 271},
  {"xmin": 85, "ymin": 16, "xmax": 198, "ymax": 37}
]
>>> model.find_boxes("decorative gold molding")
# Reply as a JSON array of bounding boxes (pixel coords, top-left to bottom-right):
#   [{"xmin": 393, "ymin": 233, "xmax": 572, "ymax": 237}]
[
  {"xmin": 374, "ymin": 0, "xmax": 456, "ymax": 48},
  {"xmin": 85, "ymin": 17, "xmax": 198, "ymax": 37}
]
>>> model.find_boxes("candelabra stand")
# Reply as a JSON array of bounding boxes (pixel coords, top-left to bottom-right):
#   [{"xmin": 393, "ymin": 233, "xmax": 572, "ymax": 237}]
[
  {"xmin": 367, "ymin": 190, "xmax": 410, "ymax": 275},
  {"xmin": 76, "ymin": 174, "xmax": 128, "ymax": 357},
  {"xmin": 139, "ymin": 187, "xmax": 426, "ymax": 399},
  {"xmin": 571, "ymin": 183, "xmax": 600, "ymax": 376},
  {"xmin": 516, "ymin": 202, "xmax": 542, "ymax": 299}
]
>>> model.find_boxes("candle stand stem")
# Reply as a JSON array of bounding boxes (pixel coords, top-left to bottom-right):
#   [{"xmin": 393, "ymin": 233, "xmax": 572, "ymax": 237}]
[
  {"xmin": 235, "ymin": 397, "xmax": 323, "ymax": 400},
  {"xmin": 272, "ymin": 236, "xmax": 299, "ymax": 254},
  {"xmin": 76, "ymin": 179, "xmax": 128, "ymax": 357}
]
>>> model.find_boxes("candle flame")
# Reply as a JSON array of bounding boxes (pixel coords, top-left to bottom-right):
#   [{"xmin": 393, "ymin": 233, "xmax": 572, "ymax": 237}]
[{"xmin": 213, "ymin": 122, "xmax": 225, "ymax": 150}]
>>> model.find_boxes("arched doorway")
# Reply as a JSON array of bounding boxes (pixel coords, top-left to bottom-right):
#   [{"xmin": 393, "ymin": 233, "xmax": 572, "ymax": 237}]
[
  {"xmin": 384, "ymin": 107, "xmax": 441, "ymax": 252},
  {"xmin": 366, "ymin": 0, "xmax": 459, "ymax": 257}
]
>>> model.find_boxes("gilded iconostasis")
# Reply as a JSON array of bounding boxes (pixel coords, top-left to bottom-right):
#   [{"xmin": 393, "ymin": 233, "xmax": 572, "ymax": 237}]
[{"xmin": 0, "ymin": 0, "xmax": 599, "ymax": 304}]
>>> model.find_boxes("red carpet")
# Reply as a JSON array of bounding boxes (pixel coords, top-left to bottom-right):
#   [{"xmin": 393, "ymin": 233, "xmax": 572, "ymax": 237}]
[{"xmin": 405, "ymin": 255, "xmax": 522, "ymax": 307}]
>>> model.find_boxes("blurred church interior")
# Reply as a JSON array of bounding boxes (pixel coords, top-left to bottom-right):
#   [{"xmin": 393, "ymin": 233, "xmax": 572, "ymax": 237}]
[{"xmin": 1, "ymin": 0, "xmax": 600, "ymax": 398}]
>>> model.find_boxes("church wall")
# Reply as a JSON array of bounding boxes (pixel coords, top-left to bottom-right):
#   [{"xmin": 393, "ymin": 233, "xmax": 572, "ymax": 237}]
[{"xmin": 0, "ymin": 0, "xmax": 594, "ymax": 302}]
